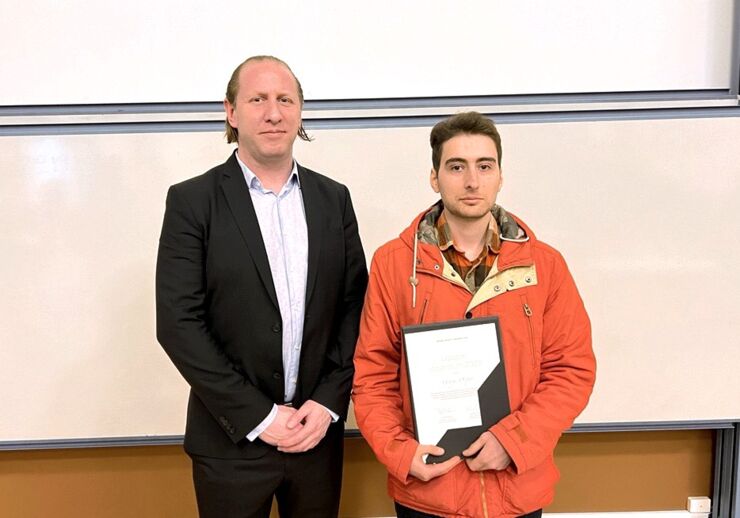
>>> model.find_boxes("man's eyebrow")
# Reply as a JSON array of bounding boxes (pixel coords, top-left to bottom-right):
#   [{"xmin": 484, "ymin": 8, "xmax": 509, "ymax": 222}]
[
  {"xmin": 444, "ymin": 157, "xmax": 466, "ymax": 165},
  {"xmin": 476, "ymin": 156, "xmax": 498, "ymax": 163},
  {"xmin": 246, "ymin": 90, "xmax": 296, "ymax": 98}
]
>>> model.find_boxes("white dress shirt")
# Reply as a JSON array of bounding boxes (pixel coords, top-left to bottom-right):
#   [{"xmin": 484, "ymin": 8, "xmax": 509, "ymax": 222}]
[{"xmin": 234, "ymin": 154, "xmax": 337, "ymax": 441}]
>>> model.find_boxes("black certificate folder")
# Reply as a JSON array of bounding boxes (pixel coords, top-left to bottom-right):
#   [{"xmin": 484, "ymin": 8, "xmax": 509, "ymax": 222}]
[{"xmin": 402, "ymin": 316, "xmax": 510, "ymax": 464}]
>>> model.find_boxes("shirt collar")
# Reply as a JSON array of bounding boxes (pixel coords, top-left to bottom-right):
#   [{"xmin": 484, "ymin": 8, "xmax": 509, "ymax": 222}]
[
  {"xmin": 234, "ymin": 150, "xmax": 300, "ymax": 193},
  {"xmin": 436, "ymin": 210, "xmax": 501, "ymax": 254}
]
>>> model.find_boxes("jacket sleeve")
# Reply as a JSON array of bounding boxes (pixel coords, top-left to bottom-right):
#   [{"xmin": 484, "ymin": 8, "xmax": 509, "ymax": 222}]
[
  {"xmin": 155, "ymin": 184, "xmax": 274, "ymax": 442},
  {"xmin": 308, "ymin": 186, "xmax": 368, "ymax": 419},
  {"xmin": 352, "ymin": 250, "xmax": 419, "ymax": 483},
  {"xmin": 489, "ymin": 251, "xmax": 596, "ymax": 474}
]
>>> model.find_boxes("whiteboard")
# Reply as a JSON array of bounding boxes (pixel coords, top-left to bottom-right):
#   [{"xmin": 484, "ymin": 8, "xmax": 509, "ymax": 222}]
[
  {"xmin": 1, "ymin": 115, "xmax": 739, "ymax": 443},
  {"xmin": 0, "ymin": 0, "xmax": 734, "ymax": 106}
]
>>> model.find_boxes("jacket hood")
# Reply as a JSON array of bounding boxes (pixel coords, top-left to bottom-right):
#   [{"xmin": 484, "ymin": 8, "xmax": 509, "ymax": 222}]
[
  {"xmin": 399, "ymin": 200, "xmax": 534, "ymax": 250},
  {"xmin": 400, "ymin": 200, "xmax": 535, "ymax": 307}
]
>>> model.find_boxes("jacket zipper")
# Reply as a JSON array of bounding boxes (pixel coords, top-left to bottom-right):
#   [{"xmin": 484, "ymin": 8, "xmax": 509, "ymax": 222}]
[
  {"xmin": 479, "ymin": 472, "xmax": 489, "ymax": 518},
  {"xmin": 523, "ymin": 302, "xmax": 536, "ymax": 369}
]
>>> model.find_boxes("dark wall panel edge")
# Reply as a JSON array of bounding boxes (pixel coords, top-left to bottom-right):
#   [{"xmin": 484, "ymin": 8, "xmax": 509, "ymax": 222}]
[{"xmin": 1, "ymin": 420, "xmax": 736, "ymax": 451}]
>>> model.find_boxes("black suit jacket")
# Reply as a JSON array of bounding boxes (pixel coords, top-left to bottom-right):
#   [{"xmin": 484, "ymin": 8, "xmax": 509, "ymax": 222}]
[{"xmin": 156, "ymin": 152, "xmax": 368, "ymax": 458}]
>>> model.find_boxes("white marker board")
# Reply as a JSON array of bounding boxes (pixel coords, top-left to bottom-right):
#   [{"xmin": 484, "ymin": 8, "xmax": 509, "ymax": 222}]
[
  {"xmin": 1, "ymin": 115, "xmax": 739, "ymax": 442},
  {"xmin": 0, "ymin": 0, "xmax": 734, "ymax": 105}
]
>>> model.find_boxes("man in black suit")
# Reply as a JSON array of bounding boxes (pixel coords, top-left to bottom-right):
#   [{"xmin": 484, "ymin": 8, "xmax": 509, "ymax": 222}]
[{"xmin": 156, "ymin": 55, "xmax": 368, "ymax": 517}]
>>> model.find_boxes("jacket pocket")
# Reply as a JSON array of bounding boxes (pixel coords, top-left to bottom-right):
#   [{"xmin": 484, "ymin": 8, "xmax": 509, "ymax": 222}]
[
  {"xmin": 417, "ymin": 296, "xmax": 429, "ymax": 324},
  {"xmin": 502, "ymin": 458, "xmax": 559, "ymax": 513},
  {"xmin": 389, "ymin": 469, "xmax": 458, "ymax": 515},
  {"xmin": 519, "ymin": 294, "xmax": 536, "ymax": 370}
]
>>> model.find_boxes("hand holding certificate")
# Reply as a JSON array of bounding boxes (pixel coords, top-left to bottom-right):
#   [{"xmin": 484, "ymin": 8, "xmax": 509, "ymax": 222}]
[{"xmin": 403, "ymin": 316, "xmax": 510, "ymax": 464}]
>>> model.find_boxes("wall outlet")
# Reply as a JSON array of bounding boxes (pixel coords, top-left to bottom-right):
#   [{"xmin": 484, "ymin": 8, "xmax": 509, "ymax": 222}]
[{"xmin": 687, "ymin": 496, "xmax": 711, "ymax": 513}]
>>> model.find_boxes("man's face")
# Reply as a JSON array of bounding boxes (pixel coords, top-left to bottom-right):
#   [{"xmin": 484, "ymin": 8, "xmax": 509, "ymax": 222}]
[
  {"xmin": 224, "ymin": 60, "xmax": 302, "ymax": 167},
  {"xmin": 430, "ymin": 133, "xmax": 503, "ymax": 222}
]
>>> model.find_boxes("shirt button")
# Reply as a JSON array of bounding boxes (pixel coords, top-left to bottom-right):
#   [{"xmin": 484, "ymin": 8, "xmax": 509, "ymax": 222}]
[
  {"xmin": 273, "ymin": 372, "xmax": 282, "ymax": 380},
  {"xmin": 272, "ymin": 323, "xmax": 281, "ymax": 333}
]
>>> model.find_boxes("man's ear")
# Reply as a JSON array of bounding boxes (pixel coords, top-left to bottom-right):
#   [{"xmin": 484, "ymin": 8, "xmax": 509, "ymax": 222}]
[
  {"xmin": 224, "ymin": 98, "xmax": 236, "ymax": 127},
  {"xmin": 430, "ymin": 168, "xmax": 440, "ymax": 193}
]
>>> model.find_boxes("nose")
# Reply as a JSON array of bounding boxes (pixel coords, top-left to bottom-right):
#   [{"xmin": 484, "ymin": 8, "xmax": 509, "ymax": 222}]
[
  {"xmin": 264, "ymin": 99, "xmax": 282, "ymax": 123},
  {"xmin": 463, "ymin": 169, "xmax": 479, "ymax": 190}
]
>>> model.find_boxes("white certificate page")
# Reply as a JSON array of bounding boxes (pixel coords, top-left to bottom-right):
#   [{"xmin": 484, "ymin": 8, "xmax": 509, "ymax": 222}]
[{"xmin": 404, "ymin": 321, "xmax": 501, "ymax": 448}]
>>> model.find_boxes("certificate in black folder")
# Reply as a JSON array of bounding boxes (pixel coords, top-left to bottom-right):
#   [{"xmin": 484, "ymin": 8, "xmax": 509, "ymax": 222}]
[{"xmin": 402, "ymin": 316, "xmax": 510, "ymax": 464}]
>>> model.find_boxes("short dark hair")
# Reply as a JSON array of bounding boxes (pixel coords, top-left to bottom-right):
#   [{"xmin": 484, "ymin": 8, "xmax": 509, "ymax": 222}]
[
  {"xmin": 430, "ymin": 112, "xmax": 502, "ymax": 171},
  {"xmin": 224, "ymin": 55, "xmax": 312, "ymax": 143}
]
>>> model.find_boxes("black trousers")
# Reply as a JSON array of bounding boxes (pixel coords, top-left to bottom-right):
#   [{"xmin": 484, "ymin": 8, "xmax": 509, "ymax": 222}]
[
  {"xmin": 395, "ymin": 502, "xmax": 543, "ymax": 518},
  {"xmin": 190, "ymin": 424, "xmax": 343, "ymax": 518}
]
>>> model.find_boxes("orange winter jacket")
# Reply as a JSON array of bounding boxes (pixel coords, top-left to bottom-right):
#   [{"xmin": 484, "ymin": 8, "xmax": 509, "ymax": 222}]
[{"xmin": 352, "ymin": 205, "xmax": 596, "ymax": 518}]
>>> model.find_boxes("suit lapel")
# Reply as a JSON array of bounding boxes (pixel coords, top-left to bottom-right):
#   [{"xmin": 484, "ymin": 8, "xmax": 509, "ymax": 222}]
[
  {"xmin": 298, "ymin": 164, "xmax": 323, "ymax": 306},
  {"xmin": 219, "ymin": 154, "xmax": 279, "ymax": 309}
]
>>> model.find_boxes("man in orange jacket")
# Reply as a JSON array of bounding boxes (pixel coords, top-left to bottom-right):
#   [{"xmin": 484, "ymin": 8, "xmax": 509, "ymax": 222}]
[{"xmin": 352, "ymin": 112, "xmax": 596, "ymax": 518}]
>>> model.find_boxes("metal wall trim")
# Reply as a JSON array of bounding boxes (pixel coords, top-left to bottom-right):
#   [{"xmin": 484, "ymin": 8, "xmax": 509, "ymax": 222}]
[
  {"xmin": 0, "ymin": 90, "xmax": 735, "ymax": 117},
  {"xmin": 2, "ymin": 106, "xmax": 740, "ymax": 137},
  {"xmin": 2, "ymin": 420, "xmax": 736, "ymax": 451}
]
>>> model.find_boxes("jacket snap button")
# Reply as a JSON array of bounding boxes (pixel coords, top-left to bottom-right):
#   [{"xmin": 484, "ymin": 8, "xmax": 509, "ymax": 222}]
[
  {"xmin": 494, "ymin": 285, "xmax": 501, "ymax": 292},
  {"xmin": 525, "ymin": 277, "xmax": 532, "ymax": 283},
  {"xmin": 465, "ymin": 311, "xmax": 473, "ymax": 319},
  {"xmin": 508, "ymin": 280, "xmax": 515, "ymax": 287},
  {"xmin": 434, "ymin": 264, "xmax": 440, "ymax": 270}
]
